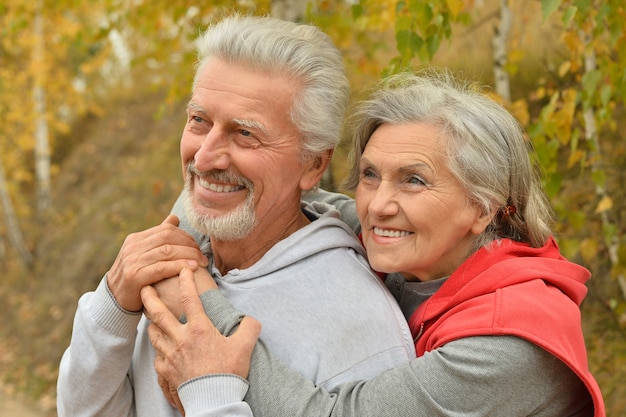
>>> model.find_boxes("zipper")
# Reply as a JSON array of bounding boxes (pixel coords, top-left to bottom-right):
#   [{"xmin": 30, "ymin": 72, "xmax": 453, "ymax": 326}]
[{"xmin": 413, "ymin": 322, "xmax": 424, "ymax": 343}]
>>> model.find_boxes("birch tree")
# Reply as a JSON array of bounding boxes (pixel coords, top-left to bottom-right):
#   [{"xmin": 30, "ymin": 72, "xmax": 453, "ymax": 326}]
[
  {"xmin": 0, "ymin": 157, "xmax": 34, "ymax": 270},
  {"xmin": 32, "ymin": 0, "xmax": 51, "ymax": 214},
  {"xmin": 492, "ymin": 0, "xmax": 512, "ymax": 101}
]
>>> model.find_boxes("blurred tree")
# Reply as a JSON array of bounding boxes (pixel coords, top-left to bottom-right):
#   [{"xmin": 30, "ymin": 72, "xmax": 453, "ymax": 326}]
[
  {"xmin": 0, "ymin": 157, "xmax": 33, "ymax": 269},
  {"xmin": 32, "ymin": 0, "xmax": 51, "ymax": 214},
  {"xmin": 1, "ymin": 0, "xmax": 625, "ymax": 412},
  {"xmin": 1, "ymin": 0, "xmax": 624, "ymax": 306},
  {"xmin": 0, "ymin": 0, "xmax": 115, "ymax": 269},
  {"xmin": 527, "ymin": 0, "xmax": 626, "ymax": 309}
]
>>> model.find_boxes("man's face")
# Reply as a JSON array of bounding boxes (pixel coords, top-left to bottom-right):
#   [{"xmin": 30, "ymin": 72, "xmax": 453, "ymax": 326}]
[{"xmin": 180, "ymin": 57, "xmax": 319, "ymax": 242}]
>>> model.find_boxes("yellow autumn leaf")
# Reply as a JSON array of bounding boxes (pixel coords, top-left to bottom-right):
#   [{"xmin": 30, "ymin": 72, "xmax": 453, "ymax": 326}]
[
  {"xmin": 579, "ymin": 238, "xmax": 599, "ymax": 264},
  {"xmin": 446, "ymin": 0, "xmax": 465, "ymax": 18},
  {"xmin": 595, "ymin": 196, "xmax": 613, "ymax": 214},
  {"xmin": 562, "ymin": 31, "xmax": 583, "ymax": 54},
  {"xmin": 567, "ymin": 149, "xmax": 585, "ymax": 168},
  {"xmin": 558, "ymin": 60, "xmax": 572, "ymax": 77},
  {"xmin": 511, "ymin": 99, "xmax": 530, "ymax": 126}
]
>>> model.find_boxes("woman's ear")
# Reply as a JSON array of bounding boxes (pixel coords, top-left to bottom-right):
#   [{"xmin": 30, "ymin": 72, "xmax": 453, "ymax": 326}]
[
  {"xmin": 471, "ymin": 206, "xmax": 496, "ymax": 236},
  {"xmin": 300, "ymin": 149, "xmax": 334, "ymax": 191}
]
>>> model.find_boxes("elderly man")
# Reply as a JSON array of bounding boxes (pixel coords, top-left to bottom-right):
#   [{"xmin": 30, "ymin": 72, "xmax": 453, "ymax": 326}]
[{"xmin": 57, "ymin": 14, "xmax": 414, "ymax": 417}]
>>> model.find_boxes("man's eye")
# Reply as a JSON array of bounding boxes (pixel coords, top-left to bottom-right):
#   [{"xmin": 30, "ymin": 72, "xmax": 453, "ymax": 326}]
[{"xmin": 234, "ymin": 130, "xmax": 261, "ymax": 148}]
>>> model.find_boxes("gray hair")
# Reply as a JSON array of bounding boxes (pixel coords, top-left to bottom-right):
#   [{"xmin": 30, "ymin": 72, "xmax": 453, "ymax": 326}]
[
  {"xmin": 193, "ymin": 14, "xmax": 350, "ymax": 157},
  {"xmin": 343, "ymin": 70, "xmax": 553, "ymax": 249}
]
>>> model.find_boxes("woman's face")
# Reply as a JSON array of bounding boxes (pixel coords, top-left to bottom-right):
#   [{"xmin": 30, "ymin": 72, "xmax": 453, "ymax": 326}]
[{"xmin": 355, "ymin": 122, "xmax": 491, "ymax": 281}]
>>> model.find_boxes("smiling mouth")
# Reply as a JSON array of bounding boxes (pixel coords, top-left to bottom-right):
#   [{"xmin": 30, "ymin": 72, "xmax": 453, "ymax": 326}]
[
  {"xmin": 373, "ymin": 227, "xmax": 412, "ymax": 238},
  {"xmin": 198, "ymin": 177, "xmax": 245, "ymax": 193}
]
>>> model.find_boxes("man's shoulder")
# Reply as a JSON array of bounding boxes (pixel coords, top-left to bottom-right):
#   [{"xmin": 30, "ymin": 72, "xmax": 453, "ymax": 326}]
[{"xmin": 302, "ymin": 188, "xmax": 360, "ymax": 234}]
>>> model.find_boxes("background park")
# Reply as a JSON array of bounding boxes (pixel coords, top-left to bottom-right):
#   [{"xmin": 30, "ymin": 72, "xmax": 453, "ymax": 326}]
[{"xmin": 0, "ymin": 0, "xmax": 625, "ymax": 415}]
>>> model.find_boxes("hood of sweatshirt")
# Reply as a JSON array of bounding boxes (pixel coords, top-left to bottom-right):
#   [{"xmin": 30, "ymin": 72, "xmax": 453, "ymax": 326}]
[
  {"xmin": 417, "ymin": 237, "xmax": 590, "ymax": 324},
  {"xmin": 209, "ymin": 200, "xmax": 366, "ymax": 282},
  {"xmin": 408, "ymin": 238, "xmax": 603, "ymax": 416}
]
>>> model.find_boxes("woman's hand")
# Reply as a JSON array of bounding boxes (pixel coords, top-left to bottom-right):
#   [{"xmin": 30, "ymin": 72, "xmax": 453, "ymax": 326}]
[
  {"xmin": 151, "ymin": 266, "xmax": 219, "ymax": 319},
  {"xmin": 141, "ymin": 268, "xmax": 261, "ymax": 413}
]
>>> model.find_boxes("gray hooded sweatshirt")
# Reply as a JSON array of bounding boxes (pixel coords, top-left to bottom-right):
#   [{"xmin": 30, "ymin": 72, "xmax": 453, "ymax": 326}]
[{"xmin": 57, "ymin": 199, "xmax": 415, "ymax": 417}]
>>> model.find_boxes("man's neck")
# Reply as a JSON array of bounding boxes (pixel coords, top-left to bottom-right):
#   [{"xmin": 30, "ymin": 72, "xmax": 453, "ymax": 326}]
[{"xmin": 211, "ymin": 210, "xmax": 311, "ymax": 275}]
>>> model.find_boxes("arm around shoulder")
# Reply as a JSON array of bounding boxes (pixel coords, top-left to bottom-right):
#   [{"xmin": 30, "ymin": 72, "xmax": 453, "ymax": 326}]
[{"xmin": 178, "ymin": 374, "xmax": 253, "ymax": 417}]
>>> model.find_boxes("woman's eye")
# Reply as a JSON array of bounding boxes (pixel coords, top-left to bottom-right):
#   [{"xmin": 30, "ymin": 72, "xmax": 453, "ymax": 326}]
[
  {"xmin": 362, "ymin": 168, "xmax": 374, "ymax": 178},
  {"xmin": 360, "ymin": 167, "xmax": 379, "ymax": 183},
  {"xmin": 406, "ymin": 175, "xmax": 427, "ymax": 186}
]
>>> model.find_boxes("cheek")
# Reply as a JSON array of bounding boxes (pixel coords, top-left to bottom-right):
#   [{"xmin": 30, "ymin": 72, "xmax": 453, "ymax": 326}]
[
  {"xmin": 354, "ymin": 186, "xmax": 369, "ymax": 223},
  {"xmin": 179, "ymin": 134, "xmax": 197, "ymax": 163}
]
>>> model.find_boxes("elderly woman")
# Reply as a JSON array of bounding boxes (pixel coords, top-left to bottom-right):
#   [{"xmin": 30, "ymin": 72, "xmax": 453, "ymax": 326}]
[{"xmin": 142, "ymin": 71, "xmax": 605, "ymax": 416}]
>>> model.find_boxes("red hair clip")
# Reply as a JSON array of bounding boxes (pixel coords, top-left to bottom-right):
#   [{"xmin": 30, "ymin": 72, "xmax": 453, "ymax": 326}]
[{"xmin": 499, "ymin": 204, "xmax": 517, "ymax": 218}]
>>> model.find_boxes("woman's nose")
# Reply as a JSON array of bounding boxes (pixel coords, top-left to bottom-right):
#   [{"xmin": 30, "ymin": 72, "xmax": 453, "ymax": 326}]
[{"xmin": 368, "ymin": 182, "xmax": 400, "ymax": 217}]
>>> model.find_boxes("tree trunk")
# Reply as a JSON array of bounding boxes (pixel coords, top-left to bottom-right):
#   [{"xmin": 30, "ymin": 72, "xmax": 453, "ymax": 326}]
[
  {"xmin": 492, "ymin": 0, "xmax": 512, "ymax": 102},
  {"xmin": 271, "ymin": 0, "xmax": 335, "ymax": 190},
  {"xmin": 0, "ymin": 157, "xmax": 34, "ymax": 270},
  {"xmin": 579, "ymin": 30, "xmax": 626, "ymax": 302},
  {"xmin": 33, "ymin": 0, "xmax": 51, "ymax": 214}
]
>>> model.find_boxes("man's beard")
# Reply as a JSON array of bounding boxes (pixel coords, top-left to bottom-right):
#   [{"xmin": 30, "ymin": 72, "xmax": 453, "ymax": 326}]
[{"xmin": 182, "ymin": 163, "xmax": 257, "ymax": 241}]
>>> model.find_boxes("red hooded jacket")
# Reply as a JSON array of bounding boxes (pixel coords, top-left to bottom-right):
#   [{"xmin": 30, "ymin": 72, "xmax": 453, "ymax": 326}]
[{"xmin": 407, "ymin": 237, "xmax": 605, "ymax": 416}]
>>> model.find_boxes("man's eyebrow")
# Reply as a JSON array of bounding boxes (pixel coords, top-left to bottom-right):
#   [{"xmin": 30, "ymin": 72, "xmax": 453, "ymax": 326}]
[
  {"xmin": 187, "ymin": 101, "xmax": 206, "ymax": 115},
  {"xmin": 232, "ymin": 118, "xmax": 269, "ymax": 136}
]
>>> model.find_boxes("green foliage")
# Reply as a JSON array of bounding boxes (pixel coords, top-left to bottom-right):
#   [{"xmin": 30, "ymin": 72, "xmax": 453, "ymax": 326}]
[
  {"xmin": 386, "ymin": 0, "xmax": 470, "ymax": 74},
  {"xmin": 1, "ymin": 0, "xmax": 625, "ymax": 414},
  {"xmin": 541, "ymin": 0, "xmax": 563, "ymax": 21}
]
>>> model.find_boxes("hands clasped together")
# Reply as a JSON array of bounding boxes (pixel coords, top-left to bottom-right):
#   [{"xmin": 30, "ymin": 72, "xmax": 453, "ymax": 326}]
[{"xmin": 106, "ymin": 215, "xmax": 261, "ymax": 415}]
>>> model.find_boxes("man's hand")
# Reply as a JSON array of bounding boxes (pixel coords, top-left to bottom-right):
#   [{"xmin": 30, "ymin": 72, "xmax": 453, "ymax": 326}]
[
  {"xmin": 152, "ymin": 267, "xmax": 219, "ymax": 319},
  {"xmin": 141, "ymin": 268, "xmax": 261, "ymax": 413},
  {"xmin": 107, "ymin": 215, "xmax": 209, "ymax": 312}
]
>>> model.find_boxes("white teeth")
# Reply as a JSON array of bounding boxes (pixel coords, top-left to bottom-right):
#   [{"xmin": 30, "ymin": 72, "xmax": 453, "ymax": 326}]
[
  {"xmin": 199, "ymin": 178, "xmax": 244, "ymax": 193},
  {"xmin": 374, "ymin": 227, "xmax": 411, "ymax": 238}
]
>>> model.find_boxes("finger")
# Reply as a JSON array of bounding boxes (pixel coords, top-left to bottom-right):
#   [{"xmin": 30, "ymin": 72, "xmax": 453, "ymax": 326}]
[
  {"xmin": 172, "ymin": 388, "xmax": 185, "ymax": 416},
  {"xmin": 156, "ymin": 353, "xmax": 185, "ymax": 415},
  {"xmin": 178, "ymin": 268, "xmax": 209, "ymax": 322},
  {"xmin": 137, "ymin": 238, "xmax": 207, "ymax": 267},
  {"xmin": 162, "ymin": 214, "xmax": 180, "ymax": 227},
  {"xmin": 134, "ymin": 257, "xmax": 202, "ymax": 287},
  {"xmin": 141, "ymin": 285, "xmax": 181, "ymax": 332},
  {"xmin": 223, "ymin": 316, "xmax": 262, "ymax": 378},
  {"xmin": 147, "ymin": 321, "xmax": 169, "ymax": 355},
  {"xmin": 157, "ymin": 372, "xmax": 178, "ymax": 408},
  {"xmin": 232, "ymin": 316, "xmax": 262, "ymax": 353},
  {"xmin": 126, "ymin": 220, "xmax": 199, "ymax": 254}
]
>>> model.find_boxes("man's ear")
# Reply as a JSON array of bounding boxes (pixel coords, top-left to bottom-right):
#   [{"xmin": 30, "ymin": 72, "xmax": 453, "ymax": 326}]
[{"xmin": 300, "ymin": 149, "xmax": 334, "ymax": 191}]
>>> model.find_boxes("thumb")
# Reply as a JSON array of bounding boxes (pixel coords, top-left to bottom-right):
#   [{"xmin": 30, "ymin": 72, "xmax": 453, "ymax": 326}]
[
  {"xmin": 163, "ymin": 214, "xmax": 180, "ymax": 227},
  {"xmin": 226, "ymin": 316, "xmax": 261, "ymax": 378},
  {"xmin": 231, "ymin": 316, "xmax": 262, "ymax": 356}
]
